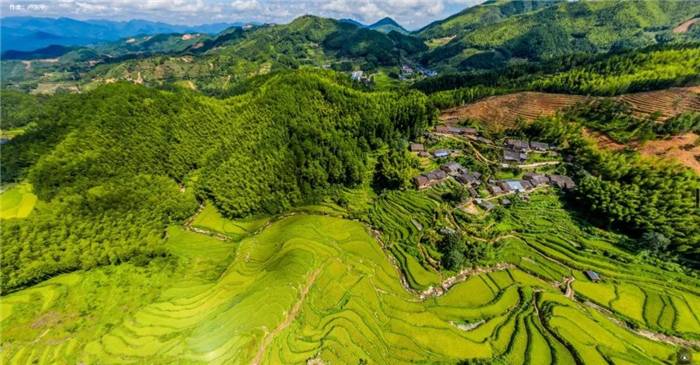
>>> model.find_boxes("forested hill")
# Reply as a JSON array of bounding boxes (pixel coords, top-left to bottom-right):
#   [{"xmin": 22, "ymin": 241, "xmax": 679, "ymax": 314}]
[
  {"xmin": 0, "ymin": 71, "xmax": 433, "ymax": 293},
  {"xmin": 417, "ymin": 0, "xmax": 558, "ymax": 40},
  {"xmin": 1, "ymin": 15, "xmax": 426, "ymax": 94},
  {"xmin": 420, "ymin": 0, "xmax": 700, "ymax": 71}
]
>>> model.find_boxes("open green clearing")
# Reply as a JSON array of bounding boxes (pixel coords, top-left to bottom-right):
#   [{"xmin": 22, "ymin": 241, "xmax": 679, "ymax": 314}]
[
  {"xmin": 0, "ymin": 183, "xmax": 37, "ymax": 219},
  {"xmin": 2, "ymin": 207, "xmax": 696, "ymax": 364}
]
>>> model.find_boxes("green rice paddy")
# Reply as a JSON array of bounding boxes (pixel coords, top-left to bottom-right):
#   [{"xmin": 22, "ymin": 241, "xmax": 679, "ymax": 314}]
[
  {"xmin": 2, "ymin": 194, "xmax": 698, "ymax": 364},
  {"xmin": 0, "ymin": 183, "xmax": 37, "ymax": 219}
]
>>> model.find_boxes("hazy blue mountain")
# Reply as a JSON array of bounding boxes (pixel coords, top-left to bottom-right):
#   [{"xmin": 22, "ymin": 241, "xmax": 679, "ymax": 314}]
[{"xmin": 0, "ymin": 17, "xmax": 243, "ymax": 52}]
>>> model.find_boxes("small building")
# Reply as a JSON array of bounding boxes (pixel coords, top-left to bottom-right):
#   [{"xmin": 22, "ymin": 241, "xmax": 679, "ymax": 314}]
[
  {"xmin": 503, "ymin": 149, "xmax": 527, "ymax": 164},
  {"xmin": 475, "ymin": 199, "xmax": 495, "ymax": 211},
  {"xmin": 440, "ymin": 162, "xmax": 464, "ymax": 176},
  {"xmin": 433, "ymin": 149, "xmax": 450, "ymax": 158},
  {"xmin": 501, "ymin": 198, "xmax": 512, "ymax": 206},
  {"xmin": 425, "ymin": 169, "xmax": 447, "ymax": 181},
  {"xmin": 461, "ymin": 127, "xmax": 478, "ymax": 135},
  {"xmin": 505, "ymin": 139, "xmax": 530, "ymax": 152},
  {"xmin": 414, "ymin": 175, "xmax": 430, "ymax": 189},
  {"xmin": 584, "ymin": 270, "xmax": 601, "ymax": 282},
  {"xmin": 487, "ymin": 184, "xmax": 503, "ymax": 195},
  {"xmin": 456, "ymin": 172, "xmax": 481, "ymax": 187},
  {"xmin": 477, "ymin": 137, "xmax": 493, "ymax": 145},
  {"xmin": 434, "ymin": 126, "xmax": 451, "ymax": 134},
  {"xmin": 549, "ymin": 175, "xmax": 576, "ymax": 190},
  {"xmin": 409, "ymin": 143, "xmax": 425, "ymax": 152},
  {"xmin": 351, "ymin": 71, "xmax": 364, "ymax": 81},
  {"xmin": 502, "ymin": 180, "xmax": 526, "ymax": 193},
  {"xmin": 520, "ymin": 180, "xmax": 534, "ymax": 191},
  {"xmin": 523, "ymin": 173, "xmax": 550, "ymax": 186},
  {"xmin": 530, "ymin": 141, "xmax": 549, "ymax": 152}
]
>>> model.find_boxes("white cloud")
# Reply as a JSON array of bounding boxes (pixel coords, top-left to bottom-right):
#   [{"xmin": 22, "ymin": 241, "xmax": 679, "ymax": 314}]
[
  {"xmin": 230, "ymin": 0, "xmax": 259, "ymax": 12},
  {"xmin": 1, "ymin": 0, "xmax": 487, "ymax": 28}
]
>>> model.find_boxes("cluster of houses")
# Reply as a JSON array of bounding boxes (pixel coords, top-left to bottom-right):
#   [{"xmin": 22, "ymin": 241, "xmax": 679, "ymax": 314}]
[
  {"xmin": 503, "ymin": 138, "xmax": 551, "ymax": 164},
  {"xmin": 399, "ymin": 64, "xmax": 438, "ymax": 79},
  {"xmin": 409, "ymin": 143, "xmax": 452, "ymax": 158},
  {"xmin": 486, "ymin": 173, "xmax": 576, "ymax": 197},
  {"xmin": 414, "ymin": 162, "xmax": 482, "ymax": 192},
  {"xmin": 434, "ymin": 125, "xmax": 478, "ymax": 136},
  {"xmin": 414, "ymin": 165, "xmax": 576, "ymax": 210}
]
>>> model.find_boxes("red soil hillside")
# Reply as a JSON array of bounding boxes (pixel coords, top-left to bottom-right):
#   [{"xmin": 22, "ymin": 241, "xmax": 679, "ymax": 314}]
[
  {"xmin": 618, "ymin": 86, "xmax": 700, "ymax": 119},
  {"xmin": 440, "ymin": 92, "xmax": 585, "ymax": 131},
  {"xmin": 588, "ymin": 130, "xmax": 700, "ymax": 174},
  {"xmin": 440, "ymin": 87, "xmax": 700, "ymax": 131}
]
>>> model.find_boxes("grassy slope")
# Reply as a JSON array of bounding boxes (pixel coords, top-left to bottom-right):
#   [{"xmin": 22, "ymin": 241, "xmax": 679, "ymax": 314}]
[{"xmin": 3, "ymin": 200, "xmax": 698, "ymax": 364}]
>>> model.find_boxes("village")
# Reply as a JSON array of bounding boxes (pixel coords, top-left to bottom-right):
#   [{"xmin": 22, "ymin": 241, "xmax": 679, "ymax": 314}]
[{"xmin": 409, "ymin": 123, "xmax": 576, "ymax": 212}]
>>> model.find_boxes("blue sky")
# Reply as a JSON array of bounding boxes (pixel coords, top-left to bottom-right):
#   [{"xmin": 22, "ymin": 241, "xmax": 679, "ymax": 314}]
[{"xmin": 1, "ymin": 0, "xmax": 484, "ymax": 29}]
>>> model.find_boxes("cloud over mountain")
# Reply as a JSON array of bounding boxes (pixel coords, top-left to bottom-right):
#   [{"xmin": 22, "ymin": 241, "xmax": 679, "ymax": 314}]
[{"xmin": 2, "ymin": 0, "xmax": 483, "ymax": 28}]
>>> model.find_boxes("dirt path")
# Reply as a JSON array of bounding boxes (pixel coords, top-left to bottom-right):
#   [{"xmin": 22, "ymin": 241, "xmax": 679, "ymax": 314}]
[
  {"xmin": 182, "ymin": 204, "xmax": 230, "ymax": 241},
  {"xmin": 673, "ymin": 17, "xmax": 700, "ymax": 33},
  {"xmin": 516, "ymin": 161, "xmax": 560, "ymax": 169},
  {"xmin": 252, "ymin": 268, "xmax": 321, "ymax": 365},
  {"xmin": 418, "ymin": 263, "xmax": 514, "ymax": 300},
  {"xmin": 563, "ymin": 277, "xmax": 575, "ymax": 299}
]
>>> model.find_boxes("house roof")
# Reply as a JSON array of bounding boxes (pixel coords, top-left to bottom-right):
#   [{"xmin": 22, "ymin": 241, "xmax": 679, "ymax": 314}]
[
  {"xmin": 585, "ymin": 270, "xmax": 601, "ymax": 281},
  {"xmin": 503, "ymin": 149, "xmax": 522, "ymax": 161},
  {"xmin": 505, "ymin": 139, "xmax": 530, "ymax": 150},
  {"xmin": 488, "ymin": 185, "xmax": 503, "ymax": 195},
  {"xmin": 504, "ymin": 180, "xmax": 526, "ymax": 193},
  {"xmin": 433, "ymin": 149, "xmax": 450, "ymax": 157},
  {"xmin": 409, "ymin": 143, "xmax": 425, "ymax": 151},
  {"xmin": 414, "ymin": 175, "xmax": 429, "ymax": 187},
  {"xmin": 475, "ymin": 199, "xmax": 495, "ymax": 211},
  {"xmin": 550, "ymin": 175, "xmax": 576, "ymax": 189},
  {"xmin": 530, "ymin": 141, "xmax": 549, "ymax": 150}
]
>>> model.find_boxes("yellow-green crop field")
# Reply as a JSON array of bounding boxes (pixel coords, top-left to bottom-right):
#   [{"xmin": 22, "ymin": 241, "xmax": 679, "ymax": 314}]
[
  {"xmin": 0, "ymin": 183, "xmax": 37, "ymax": 219},
  {"xmin": 2, "ymin": 201, "xmax": 698, "ymax": 364}
]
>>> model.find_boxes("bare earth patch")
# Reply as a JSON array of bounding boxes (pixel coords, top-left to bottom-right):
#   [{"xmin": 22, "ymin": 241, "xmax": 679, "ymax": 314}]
[
  {"xmin": 588, "ymin": 130, "xmax": 700, "ymax": 174},
  {"xmin": 673, "ymin": 17, "xmax": 700, "ymax": 33},
  {"xmin": 440, "ymin": 87, "xmax": 699, "ymax": 131},
  {"xmin": 637, "ymin": 133, "xmax": 700, "ymax": 174}
]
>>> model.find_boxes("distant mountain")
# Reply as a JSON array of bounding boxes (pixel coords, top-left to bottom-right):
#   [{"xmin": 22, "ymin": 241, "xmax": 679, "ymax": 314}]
[
  {"xmin": 1, "ymin": 15, "xmax": 427, "ymax": 92},
  {"xmin": 367, "ymin": 17, "xmax": 408, "ymax": 34},
  {"xmin": 339, "ymin": 19, "xmax": 365, "ymax": 27},
  {"xmin": 419, "ymin": 0, "xmax": 700, "ymax": 71},
  {"xmin": 1, "ymin": 45, "xmax": 75, "ymax": 60},
  {"xmin": 0, "ymin": 17, "xmax": 243, "ymax": 52}
]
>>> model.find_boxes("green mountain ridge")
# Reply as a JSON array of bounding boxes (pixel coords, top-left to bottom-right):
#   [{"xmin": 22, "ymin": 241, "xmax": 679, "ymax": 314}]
[{"xmin": 421, "ymin": 0, "xmax": 700, "ymax": 71}]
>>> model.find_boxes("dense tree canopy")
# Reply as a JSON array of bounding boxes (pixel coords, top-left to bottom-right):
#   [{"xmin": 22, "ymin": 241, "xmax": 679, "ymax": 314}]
[{"xmin": 0, "ymin": 71, "xmax": 434, "ymax": 292}]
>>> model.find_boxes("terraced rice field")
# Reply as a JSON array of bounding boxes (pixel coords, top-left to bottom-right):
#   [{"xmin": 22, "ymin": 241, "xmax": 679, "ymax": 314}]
[
  {"xmin": 499, "ymin": 194, "xmax": 700, "ymax": 341},
  {"xmin": 440, "ymin": 87, "xmax": 700, "ymax": 130},
  {"xmin": 2, "ymin": 198, "xmax": 698, "ymax": 364},
  {"xmin": 0, "ymin": 183, "xmax": 37, "ymax": 219}
]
